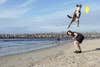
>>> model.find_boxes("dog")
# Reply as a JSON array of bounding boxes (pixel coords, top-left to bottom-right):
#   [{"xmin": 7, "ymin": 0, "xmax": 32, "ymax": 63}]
[{"xmin": 67, "ymin": 4, "xmax": 82, "ymax": 29}]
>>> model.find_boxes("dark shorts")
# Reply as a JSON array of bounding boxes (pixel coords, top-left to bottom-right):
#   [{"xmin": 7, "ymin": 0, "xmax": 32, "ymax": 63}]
[{"xmin": 76, "ymin": 36, "xmax": 84, "ymax": 43}]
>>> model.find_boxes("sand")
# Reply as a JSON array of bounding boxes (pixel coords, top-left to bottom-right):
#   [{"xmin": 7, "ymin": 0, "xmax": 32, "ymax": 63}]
[{"xmin": 0, "ymin": 39, "xmax": 100, "ymax": 67}]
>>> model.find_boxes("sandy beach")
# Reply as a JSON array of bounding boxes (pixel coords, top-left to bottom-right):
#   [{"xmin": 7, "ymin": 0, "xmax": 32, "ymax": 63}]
[{"xmin": 0, "ymin": 39, "xmax": 100, "ymax": 67}]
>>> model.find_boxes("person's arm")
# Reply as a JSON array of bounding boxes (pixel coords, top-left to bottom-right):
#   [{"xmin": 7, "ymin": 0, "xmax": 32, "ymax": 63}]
[{"xmin": 73, "ymin": 33, "xmax": 78, "ymax": 39}]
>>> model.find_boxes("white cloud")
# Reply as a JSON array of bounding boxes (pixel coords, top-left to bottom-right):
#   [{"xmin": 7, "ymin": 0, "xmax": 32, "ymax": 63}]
[
  {"xmin": 0, "ymin": 8, "xmax": 31, "ymax": 18},
  {"xmin": 0, "ymin": 0, "xmax": 7, "ymax": 4},
  {"xmin": 0, "ymin": 0, "xmax": 37, "ymax": 18},
  {"xmin": 32, "ymin": 10, "xmax": 67, "ymax": 22},
  {"xmin": 18, "ymin": 0, "xmax": 37, "ymax": 7}
]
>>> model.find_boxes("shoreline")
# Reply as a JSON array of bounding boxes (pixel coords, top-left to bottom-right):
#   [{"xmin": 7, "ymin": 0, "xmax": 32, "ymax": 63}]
[
  {"xmin": 0, "ymin": 40, "xmax": 72, "ymax": 57},
  {"xmin": 0, "ymin": 38, "xmax": 95, "ymax": 57},
  {"xmin": 0, "ymin": 39, "xmax": 100, "ymax": 67}
]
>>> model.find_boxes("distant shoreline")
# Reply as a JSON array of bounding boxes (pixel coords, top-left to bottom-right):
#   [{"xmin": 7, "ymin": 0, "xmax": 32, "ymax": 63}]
[{"xmin": 0, "ymin": 33, "xmax": 100, "ymax": 39}]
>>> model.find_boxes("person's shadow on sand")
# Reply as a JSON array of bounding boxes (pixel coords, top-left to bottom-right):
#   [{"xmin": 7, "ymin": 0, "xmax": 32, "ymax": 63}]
[{"xmin": 82, "ymin": 48, "xmax": 100, "ymax": 53}]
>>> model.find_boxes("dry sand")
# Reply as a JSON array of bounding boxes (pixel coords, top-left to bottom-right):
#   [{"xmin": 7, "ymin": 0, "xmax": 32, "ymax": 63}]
[{"xmin": 0, "ymin": 39, "xmax": 100, "ymax": 67}]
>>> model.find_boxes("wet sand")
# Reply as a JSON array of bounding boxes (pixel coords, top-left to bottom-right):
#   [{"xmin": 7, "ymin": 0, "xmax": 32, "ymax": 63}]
[{"xmin": 0, "ymin": 39, "xmax": 100, "ymax": 67}]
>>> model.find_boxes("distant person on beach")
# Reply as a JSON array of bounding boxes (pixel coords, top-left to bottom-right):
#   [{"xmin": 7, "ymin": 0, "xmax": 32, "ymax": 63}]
[
  {"xmin": 57, "ymin": 37, "xmax": 60, "ymax": 41},
  {"xmin": 67, "ymin": 30, "xmax": 84, "ymax": 53},
  {"xmin": 56, "ymin": 37, "xmax": 61, "ymax": 46}
]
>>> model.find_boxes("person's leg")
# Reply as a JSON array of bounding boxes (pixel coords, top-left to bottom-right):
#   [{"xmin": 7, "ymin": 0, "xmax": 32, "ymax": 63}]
[
  {"xmin": 77, "ymin": 20, "xmax": 79, "ymax": 27},
  {"xmin": 67, "ymin": 20, "xmax": 74, "ymax": 29},
  {"xmin": 78, "ymin": 43, "xmax": 82, "ymax": 51},
  {"xmin": 74, "ymin": 41, "xmax": 82, "ymax": 53}
]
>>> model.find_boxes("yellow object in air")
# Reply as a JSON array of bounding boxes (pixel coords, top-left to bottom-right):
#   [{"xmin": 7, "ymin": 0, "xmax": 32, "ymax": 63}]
[{"xmin": 85, "ymin": 6, "xmax": 90, "ymax": 14}]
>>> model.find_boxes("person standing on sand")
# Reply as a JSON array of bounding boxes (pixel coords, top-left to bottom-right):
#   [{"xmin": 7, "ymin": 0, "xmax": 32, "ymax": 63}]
[{"xmin": 66, "ymin": 30, "xmax": 84, "ymax": 53}]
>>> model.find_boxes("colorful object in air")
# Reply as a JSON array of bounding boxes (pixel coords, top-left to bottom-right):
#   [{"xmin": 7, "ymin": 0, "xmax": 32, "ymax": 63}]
[{"xmin": 85, "ymin": 6, "xmax": 90, "ymax": 14}]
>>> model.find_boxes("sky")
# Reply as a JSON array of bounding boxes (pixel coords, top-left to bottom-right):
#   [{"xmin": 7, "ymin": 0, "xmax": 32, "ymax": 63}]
[{"xmin": 0, "ymin": 0, "xmax": 100, "ymax": 33}]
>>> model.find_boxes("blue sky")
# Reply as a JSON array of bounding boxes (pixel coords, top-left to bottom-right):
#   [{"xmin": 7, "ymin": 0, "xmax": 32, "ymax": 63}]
[{"xmin": 0, "ymin": 0, "xmax": 100, "ymax": 33}]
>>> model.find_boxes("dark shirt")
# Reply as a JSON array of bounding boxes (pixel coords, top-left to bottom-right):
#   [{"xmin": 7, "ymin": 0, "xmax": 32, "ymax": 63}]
[{"xmin": 74, "ymin": 32, "xmax": 84, "ymax": 40}]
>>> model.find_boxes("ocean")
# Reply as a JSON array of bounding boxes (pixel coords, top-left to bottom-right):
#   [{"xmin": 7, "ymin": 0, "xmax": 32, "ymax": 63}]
[{"xmin": 0, "ymin": 38, "xmax": 69, "ymax": 56}]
